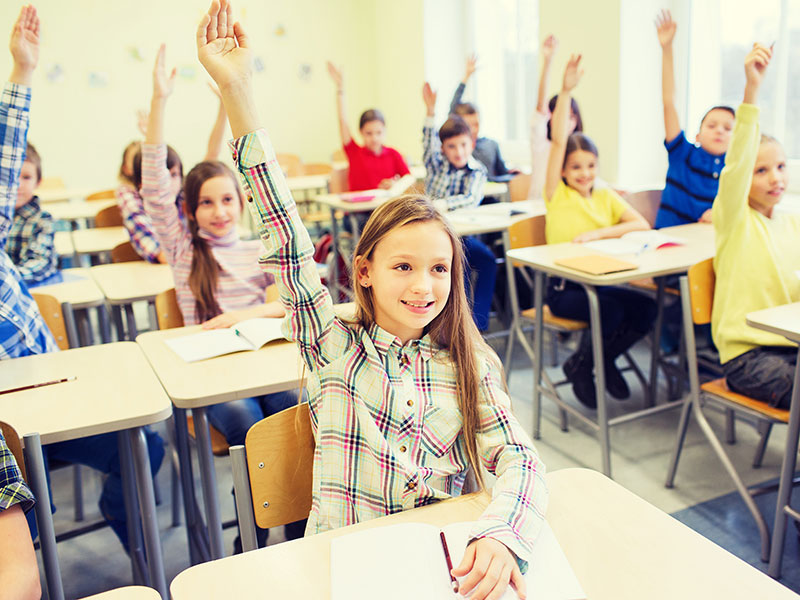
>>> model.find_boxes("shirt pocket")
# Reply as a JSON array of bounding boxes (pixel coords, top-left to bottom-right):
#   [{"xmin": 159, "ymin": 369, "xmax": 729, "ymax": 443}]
[{"xmin": 420, "ymin": 404, "xmax": 463, "ymax": 458}]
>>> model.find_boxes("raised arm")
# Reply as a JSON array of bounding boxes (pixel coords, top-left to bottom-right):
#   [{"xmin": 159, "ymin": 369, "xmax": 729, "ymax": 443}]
[
  {"xmin": 656, "ymin": 10, "xmax": 680, "ymax": 143},
  {"xmin": 536, "ymin": 35, "xmax": 557, "ymax": 113},
  {"xmin": 204, "ymin": 82, "xmax": 228, "ymax": 160},
  {"xmin": 326, "ymin": 62, "xmax": 352, "ymax": 147},
  {"xmin": 145, "ymin": 44, "xmax": 175, "ymax": 146},
  {"xmin": 544, "ymin": 54, "xmax": 582, "ymax": 200},
  {"xmin": 422, "ymin": 82, "xmax": 442, "ymax": 168},
  {"xmin": 449, "ymin": 53, "xmax": 477, "ymax": 114}
]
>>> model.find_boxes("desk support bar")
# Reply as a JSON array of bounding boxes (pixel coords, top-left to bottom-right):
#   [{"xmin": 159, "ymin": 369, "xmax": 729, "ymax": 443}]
[{"xmin": 193, "ymin": 407, "xmax": 226, "ymax": 559}]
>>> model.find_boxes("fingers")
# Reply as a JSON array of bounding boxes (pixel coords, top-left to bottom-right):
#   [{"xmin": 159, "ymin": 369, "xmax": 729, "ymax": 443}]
[
  {"xmin": 207, "ymin": 0, "xmax": 220, "ymax": 42},
  {"xmin": 457, "ymin": 551, "xmax": 495, "ymax": 598},
  {"xmin": 155, "ymin": 43, "xmax": 165, "ymax": 72},
  {"xmin": 509, "ymin": 562, "xmax": 527, "ymax": 599},
  {"xmin": 451, "ymin": 540, "xmax": 476, "ymax": 577},
  {"xmin": 196, "ymin": 12, "xmax": 211, "ymax": 50},
  {"xmin": 233, "ymin": 21, "xmax": 249, "ymax": 48}
]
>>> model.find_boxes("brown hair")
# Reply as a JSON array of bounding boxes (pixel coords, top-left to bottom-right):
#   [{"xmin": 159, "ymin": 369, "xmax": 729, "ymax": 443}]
[
  {"xmin": 438, "ymin": 116, "xmax": 472, "ymax": 144},
  {"xmin": 359, "ymin": 109, "xmax": 385, "ymax": 130},
  {"xmin": 453, "ymin": 102, "xmax": 479, "ymax": 117},
  {"xmin": 131, "ymin": 145, "xmax": 183, "ymax": 189},
  {"xmin": 24, "ymin": 143, "xmax": 42, "ymax": 182},
  {"xmin": 546, "ymin": 94, "xmax": 583, "ymax": 141},
  {"xmin": 118, "ymin": 141, "xmax": 141, "ymax": 186},
  {"xmin": 182, "ymin": 160, "xmax": 243, "ymax": 322},
  {"xmin": 700, "ymin": 105, "xmax": 735, "ymax": 128},
  {"xmin": 352, "ymin": 194, "xmax": 500, "ymax": 489}
]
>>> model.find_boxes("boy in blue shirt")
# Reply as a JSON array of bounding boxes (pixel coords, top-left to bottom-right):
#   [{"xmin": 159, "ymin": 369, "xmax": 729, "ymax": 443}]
[
  {"xmin": 1, "ymin": 5, "xmax": 163, "ymax": 551},
  {"xmin": 655, "ymin": 10, "xmax": 734, "ymax": 228}
]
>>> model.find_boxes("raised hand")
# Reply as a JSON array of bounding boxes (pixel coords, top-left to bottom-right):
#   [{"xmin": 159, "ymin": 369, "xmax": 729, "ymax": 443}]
[
  {"xmin": 196, "ymin": 0, "xmax": 252, "ymax": 91},
  {"xmin": 655, "ymin": 9, "xmax": 677, "ymax": 48},
  {"xmin": 326, "ymin": 61, "xmax": 343, "ymax": 90},
  {"xmin": 153, "ymin": 44, "xmax": 177, "ymax": 99},
  {"xmin": 422, "ymin": 82, "xmax": 437, "ymax": 115},
  {"xmin": 464, "ymin": 53, "xmax": 478, "ymax": 82},
  {"xmin": 561, "ymin": 54, "xmax": 583, "ymax": 93},
  {"xmin": 744, "ymin": 42, "xmax": 772, "ymax": 88},
  {"xmin": 9, "ymin": 4, "xmax": 40, "ymax": 84},
  {"xmin": 541, "ymin": 34, "xmax": 558, "ymax": 62}
]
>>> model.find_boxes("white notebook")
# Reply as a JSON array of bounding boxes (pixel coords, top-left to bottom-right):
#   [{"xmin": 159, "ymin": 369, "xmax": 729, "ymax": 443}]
[
  {"xmin": 330, "ymin": 521, "xmax": 585, "ymax": 600},
  {"xmin": 583, "ymin": 230, "xmax": 685, "ymax": 255},
  {"xmin": 164, "ymin": 317, "xmax": 286, "ymax": 363}
]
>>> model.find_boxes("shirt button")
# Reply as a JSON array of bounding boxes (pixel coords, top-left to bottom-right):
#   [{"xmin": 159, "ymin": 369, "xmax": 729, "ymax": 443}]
[
  {"xmin": 248, "ymin": 196, "xmax": 254, "ymax": 202},
  {"xmin": 714, "ymin": 158, "xmax": 720, "ymax": 164},
  {"xmin": 406, "ymin": 399, "xmax": 414, "ymax": 407},
  {"xmin": 713, "ymin": 172, "xmax": 719, "ymax": 179},
  {"xmin": 407, "ymin": 481, "xmax": 416, "ymax": 490},
  {"xmin": 399, "ymin": 445, "xmax": 407, "ymax": 453}
]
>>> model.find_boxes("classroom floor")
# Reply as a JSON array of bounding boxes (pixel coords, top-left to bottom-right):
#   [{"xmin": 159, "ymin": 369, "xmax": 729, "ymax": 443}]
[{"xmin": 39, "ymin": 303, "xmax": 799, "ymax": 599}]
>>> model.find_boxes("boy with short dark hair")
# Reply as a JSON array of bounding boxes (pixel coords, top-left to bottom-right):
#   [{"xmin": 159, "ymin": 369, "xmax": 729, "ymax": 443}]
[
  {"xmin": 6, "ymin": 140, "xmax": 58, "ymax": 286},
  {"xmin": 422, "ymin": 82, "xmax": 497, "ymax": 331}
]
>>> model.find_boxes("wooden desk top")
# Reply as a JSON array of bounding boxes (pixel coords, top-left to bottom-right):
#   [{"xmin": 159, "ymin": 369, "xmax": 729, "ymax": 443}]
[
  {"xmin": 507, "ymin": 222, "xmax": 714, "ymax": 286},
  {"xmin": 38, "ymin": 187, "xmax": 103, "ymax": 204},
  {"xmin": 46, "ymin": 199, "xmax": 116, "ymax": 221},
  {"xmin": 0, "ymin": 343, "xmax": 171, "ymax": 445},
  {"xmin": 32, "ymin": 268, "xmax": 105, "ymax": 309},
  {"xmin": 89, "ymin": 262, "xmax": 174, "ymax": 304},
  {"xmin": 746, "ymin": 302, "xmax": 800, "ymax": 344},
  {"xmin": 287, "ymin": 174, "xmax": 329, "ymax": 192},
  {"xmin": 72, "ymin": 227, "xmax": 129, "ymax": 255},
  {"xmin": 136, "ymin": 325, "xmax": 304, "ymax": 408},
  {"xmin": 78, "ymin": 586, "xmax": 162, "ymax": 600},
  {"xmin": 170, "ymin": 467, "xmax": 797, "ymax": 599},
  {"xmin": 448, "ymin": 199, "xmax": 546, "ymax": 236},
  {"xmin": 54, "ymin": 230, "xmax": 74, "ymax": 257}
]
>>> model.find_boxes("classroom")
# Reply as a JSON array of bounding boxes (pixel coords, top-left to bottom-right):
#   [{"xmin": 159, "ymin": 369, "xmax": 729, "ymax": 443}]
[{"xmin": 1, "ymin": 0, "xmax": 800, "ymax": 598}]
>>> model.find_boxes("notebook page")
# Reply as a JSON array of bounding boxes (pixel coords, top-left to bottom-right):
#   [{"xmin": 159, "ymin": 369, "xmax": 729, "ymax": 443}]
[
  {"xmin": 164, "ymin": 329, "xmax": 253, "ymax": 363},
  {"xmin": 232, "ymin": 317, "xmax": 286, "ymax": 349}
]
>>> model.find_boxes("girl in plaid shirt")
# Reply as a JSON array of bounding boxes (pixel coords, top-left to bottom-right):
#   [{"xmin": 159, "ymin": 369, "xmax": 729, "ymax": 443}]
[{"xmin": 197, "ymin": 2, "xmax": 546, "ymax": 598}]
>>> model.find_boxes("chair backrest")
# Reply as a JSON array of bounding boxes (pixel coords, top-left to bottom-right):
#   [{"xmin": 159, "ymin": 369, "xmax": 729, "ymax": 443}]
[
  {"xmin": 509, "ymin": 214, "xmax": 546, "ymax": 251},
  {"xmin": 301, "ymin": 163, "xmax": 333, "ymax": 176},
  {"xmin": 624, "ymin": 189, "xmax": 662, "ymax": 228},
  {"xmin": 38, "ymin": 176, "xmax": 65, "ymax": 190},
  {"xmin": 276, "ymin": 153, "xmax": 303, "ymax": 177},
  {"xmin": 328, "ymin": 166, "xmax": 349, "ymax": 193},
  {"xmin": 155, "ymin": 288, "xmax": 184, "ymax": 330},
  {"xmin": 331, "ymin": 149, "xmax": 346, "ymax": 163},
  {"xmin": 110, "ymin": 241, "xmax": 143, "ymax": 263},
  {"xmin": 94, "ymin": 204, "xmax": 123, "ymax": 228},
  {"xmin": 86, "ymin": 189, "xmax": 116, "ymax": 201},
  {"xmin": 0, "ymin": 421, "xmax": 26, "ymax": 481},
  {"xmin": 687, "ymin": 258, "xmax": 715, "ymax": 325},
  {"xmin": 31, "ymin": 293, "xmax": 70, "ymax": 350},
  {"xmin": 244, "ymin": 403, "xmax": 315, "ymax": 530},
  {"xmin": 508, "ymin": 173, "xmax": 532, "ymax": 204}
]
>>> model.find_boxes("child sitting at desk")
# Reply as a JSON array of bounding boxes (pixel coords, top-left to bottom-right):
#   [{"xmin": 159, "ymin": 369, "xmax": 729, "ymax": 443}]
[
  {"xmin": 0, "ymin": 6, "xmax": 164, "ymax": 553},
  {"xmin": 6, "ymin": 140, "xmax": 58, "ymax": 286},
  {"xmin": 422, "ymin": 82, "xmax": 497, "ymax": 332},
  {"xmin": 196, "ymin": 2, "xmax": 547, "ymax": 597},
  {"xmin": 712, "ymin": 43, "xmax": 800, "ymax": 408},
  {"xmin": 543, "ymin": 54, "xmax": 655, "ymax": 409}
]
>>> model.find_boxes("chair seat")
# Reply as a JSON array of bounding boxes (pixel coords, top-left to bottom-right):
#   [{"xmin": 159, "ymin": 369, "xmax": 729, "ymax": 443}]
[
  {"xmin": 702, "ymin": 378, "xmax": 790, "ymax": 423},
  {"xmin": 187, "ymin": 415, "xmax": 230, "ymax": 456},
  {"xmin": 521, "ymin": 305, "xmax": 587, "ymax": 331},
  {"xmin": 629, "ymin": 278, "xmax": 680, "ymax": 296}
]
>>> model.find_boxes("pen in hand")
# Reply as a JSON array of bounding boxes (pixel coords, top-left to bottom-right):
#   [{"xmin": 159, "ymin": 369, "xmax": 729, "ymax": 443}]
[{"xmin": 439, "ymin": 530, "xmax": 460, "ymax": 594}]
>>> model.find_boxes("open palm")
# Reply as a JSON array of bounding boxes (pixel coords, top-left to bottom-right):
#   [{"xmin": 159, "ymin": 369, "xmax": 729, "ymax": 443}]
[
  {"xmin": 9, "ymin": 5, "xmax": 39, "ymax": 72},
  {"xmin": 655, "ymin": 10, "xmax": 676, "ymax": 47},
  {"xmin": 562, "ymin": 54, "xmax": 583, "ymax": 92},
  {"xmin": 196, "ymin": 0, "xmax": 252, "ymax": 89}
]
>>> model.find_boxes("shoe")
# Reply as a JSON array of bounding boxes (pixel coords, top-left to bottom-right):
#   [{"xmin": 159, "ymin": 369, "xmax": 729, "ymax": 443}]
[
  {"xmin": 563, "ymin": 351, "xmax": 597, "ymax": 409},
  {"xmin": 604, "ymin": 358, "xmax": 630, "ymax": 400}
]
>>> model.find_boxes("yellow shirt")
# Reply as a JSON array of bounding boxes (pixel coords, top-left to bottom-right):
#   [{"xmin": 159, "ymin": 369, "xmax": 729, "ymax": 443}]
[
  {"xmin": 712, "ymin": 103, "xmax": 800, "ymax": 363},
  {"xmin": 544, "ymin": 181, "xmax": 631, "ymax": 244}
]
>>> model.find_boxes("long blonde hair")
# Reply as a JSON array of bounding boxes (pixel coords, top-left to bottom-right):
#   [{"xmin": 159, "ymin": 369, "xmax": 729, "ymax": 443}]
[{"xmin": 352, "ymin": 194, "xmax": 496, "ymax": 489}]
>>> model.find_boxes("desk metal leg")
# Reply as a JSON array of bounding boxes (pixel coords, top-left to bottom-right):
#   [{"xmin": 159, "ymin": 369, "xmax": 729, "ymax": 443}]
[
  {"xmin": 768, "ymin": 348, "xmax": 800, "ymax": 577},
  {"xmin": 192, "ymin": 407, "xmax": 225, "ymax": 559},
  {"xmin": 173, "ymin": 407, "xmax": 209, "ymax": 564},
  {"xmin": 584, "ymin": 284, "xmax": 612, "ymax": 477},
  {"xmin": 97, "ymin": 305, "xmax": 112, "ymax": 343},
  {"xmin": 22, "ymin": 432, "xmax": 64, "ymax": 600},
  {"xmin": 647, "ymin": 279, "xmax": 666, "ymax": 407},
  {"xmin": 118, "ymin": 431, "xmax": 148, "ymax": 585},
  {"xmin": 61, "ymin": 302, "xmax": 80, "ymax": 349},
  {"xmin": 111, "ymin": 305, "xmax": 125, "ymax": 341},
  {"xmin": 147, "ymin": 300, "xmax": 158, "ymax": 333},
  {"xmin": 129, "ymin": 427, "xmax": 168, "ymax": 598},
  {"xmin": 532, "ymin": 271, "xmax": 545, "ymax": 440},
  {"xmin": 501, "ymin": 230, "xmax": 535, "ymax": 372},
  {"xmin": 124, "ymin": 304, "xmax": 139, "ymax": 340}
]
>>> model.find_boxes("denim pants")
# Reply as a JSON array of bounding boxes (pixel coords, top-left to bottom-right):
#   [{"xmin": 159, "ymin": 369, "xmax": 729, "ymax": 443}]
[
  {"xmin": 206, "ymin": 390, "xmax": 300, "ymax": 447},
  {"xmin": 28, "ymin": 428, "xmax": 165, "ymax": 551},
  {"xmin": 463, "ymin": 236, "xmax": 498, "ymax": 332},
  {"xmin": 724, "ymin": 346, "xmax": 797, "ymax": 409}
]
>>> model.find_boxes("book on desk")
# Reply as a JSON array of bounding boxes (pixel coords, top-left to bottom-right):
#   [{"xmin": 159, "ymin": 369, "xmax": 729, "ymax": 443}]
[
  {"xmin": 330, "ymin": 520, "xmax": 585, "ymax": 600},
  {"xmin": 339, "ymin": 174, "xmax": 417, "ymax": 203},
  {"xmin": 164, "ymin": 317, "xmax": 286, "ymax": 362},
  {"xmin": 582, "ymin": 230, "xmax": 685, "ymax": 256}
]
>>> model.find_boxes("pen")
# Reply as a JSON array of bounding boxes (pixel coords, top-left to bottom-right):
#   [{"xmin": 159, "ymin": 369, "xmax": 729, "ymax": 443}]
[
  {"xmin": 439, "ymin": 530, "xmax": 459, "ymax": 594},
  {"xmin": 0, "ymin": 376, "xmax": 77, "ymax": 396}
]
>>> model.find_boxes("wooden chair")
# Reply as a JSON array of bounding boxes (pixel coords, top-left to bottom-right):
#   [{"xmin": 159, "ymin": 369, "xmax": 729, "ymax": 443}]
[
  {"xmin": 665, "ymin": 258, "xmax": 790, "ymax": 562},
  {"xmin": 301, "ymin": 163, "xmax": 333, "ymax": 176},
  {"xmin": 328, "ymin": 166, "xmax": 349, "ymax": 194},
  {"xmin": 276, "ymin": 153, "xmax": 303, "ymax": 177},
  {"xmin": 0, "ymin": 421, "xmax": 26, "ymax": 481},
  {"xmin": 230, "ymin": 402, "xmax": 314, "ymax": 552},
  {"xmin": 94, "ymin": 205, "xmax": 123, "ymax": 228},
  {"xmin": 331, "ymin": 149, "xmax": 346, "ymax": 163},
  {"xmin": 86, "ymin": 189, "xmax": 116, "ymax": 201},
  {"xmin": 624, "ymin": 188, "xmax": 662, "ymax": 228},
  {"xmin": 31, "ymin": 292, "xmax": 70, "ymax": 350},
  {"xmin": 110, "ymin": 241, "xmax": 143, "ymax": 263},
  {"xmin": 38, "ymin": 176, "xmax": 65, "ymax": 190}
]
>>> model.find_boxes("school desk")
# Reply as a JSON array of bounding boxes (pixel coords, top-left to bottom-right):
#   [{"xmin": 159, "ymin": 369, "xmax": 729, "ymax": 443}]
[
  {"xmin": 136, "ymin": 325, "xmax": 305, "ymax": 563},
  {"xmin": 37, "ymin": 186, "xmax": 102, "ymax": 204},
  {"xmin": 286, "ymin": 173, "xmax": 329, "ymax": 196},
  {"xmin": 33, "ymin": 267, "xmax": 111, "ymax": 346},
  {"xmin": 0, "ymin": 343, "xmax": 173, "ymax": 600},
  {"xmin": 46, "ymin": 199, "xmax": 117, "ymax": 228},
  {"xmin": 88, "ymin": 262, "xmax": 173, "ymax": 340},
  {"xmin": 408, "ymin": 164, "xmax": 510, "ymax": 199},
  {"xmin": 506, "ymin": 222, "xmax": 715, "ymax": 477},
  {"xmin": 168, "ymin": 467, "xmax": 798, "ymax": 599},
  {"xmin": 79, "ymin": 586, "xmax": 162, "ymax": 600},
  {"xmin": 745, "ymin": 303, "xmax": 800, "ymax": 578},
  {"xmin": 71, "ymin": 226, "xmax": 130, "ymax": 264},
  {"xmin": 54, "ymin": 230, "xmax": 74, "ymax": 258}
]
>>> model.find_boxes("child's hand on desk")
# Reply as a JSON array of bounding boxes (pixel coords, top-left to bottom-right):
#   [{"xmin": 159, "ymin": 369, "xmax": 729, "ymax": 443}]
[
  {"xmin": 572, "ymin": 229, "xmax": 602, "ymax": 243},
  {"xmin": 201, "ymin": 303, "xmax": 284, "ymax": 329},
  {"xmin": 452, "ymin": 537, "xmax": 526, "ymax": 600},
  {"xmin": 698, "ymin": 208, "xmax": 713, "ymax": 223}
]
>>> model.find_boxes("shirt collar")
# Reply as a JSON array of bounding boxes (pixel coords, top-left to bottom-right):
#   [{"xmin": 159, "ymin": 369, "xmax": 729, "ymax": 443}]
[
  {"xmin": 446, "ymin": 155, "xmax": 482, "ymax": 174},
  {"xmin": 197, "ymin": 227, "xmax": 239, "ymax": 247},
  {"xmin": 368, "ymin": 322, "xmax": 436, "ymax": 362},
  {"xmin": 15, "ymin": 196, "xmax": 41, "ymax": 219}
]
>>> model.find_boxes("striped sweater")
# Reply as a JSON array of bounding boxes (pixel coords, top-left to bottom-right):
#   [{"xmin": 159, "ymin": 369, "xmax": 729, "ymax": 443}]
[{"xmin": 141, "ymin": 144, "xmax": 273, "ymax": 325}]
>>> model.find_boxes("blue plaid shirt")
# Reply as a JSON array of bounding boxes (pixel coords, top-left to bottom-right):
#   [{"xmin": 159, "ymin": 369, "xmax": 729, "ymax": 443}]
[
  {"xmin": 0, "ymin": 83, "xmax": 58, "ymax": 359},
  {"xmin": 422, "ymin": 117, "xmax": 487, "ymax": 210}
]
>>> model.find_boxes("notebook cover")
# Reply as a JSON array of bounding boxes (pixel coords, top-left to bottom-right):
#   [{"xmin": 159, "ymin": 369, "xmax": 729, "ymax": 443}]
[{"xmin": 554, "ymin": 254, "xmax": 638, "ymax": 275}]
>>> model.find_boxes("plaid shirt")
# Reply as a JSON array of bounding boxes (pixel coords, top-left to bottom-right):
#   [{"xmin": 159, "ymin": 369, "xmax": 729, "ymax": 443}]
[
  {"xmin": 116, "ymin": 184, "xmax": 163, "ymax": 263},
  {"xmin": 232, "ymin": 129, "xmax": 547, "ymax": 571},
  {"xmin": 423, "ymin": 117, "xmax": 487, "ymax": 210},
  {"xmin": 0, "ymin": 431, "xmax": 34, "ymax": 513},
  {"xmin": 0, "ymin": 83, "xmax": 58, "ymax": 360},
  {"xmin": 6, "ymin": 196, "xmax": 57, "ymax": 284}
]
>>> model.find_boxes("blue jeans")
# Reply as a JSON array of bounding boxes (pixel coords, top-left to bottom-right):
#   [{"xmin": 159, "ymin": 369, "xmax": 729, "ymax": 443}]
[
  {"xmin": 27, "ymin": 428, "xmax": 165, "ymax": 551},
  {"xmin": 206, "ymin": 391, "xmax": 301, "ymax": 447},
  {"xmin": 463, "ymin": 236, "xmax": 498, "ymax": 331}
]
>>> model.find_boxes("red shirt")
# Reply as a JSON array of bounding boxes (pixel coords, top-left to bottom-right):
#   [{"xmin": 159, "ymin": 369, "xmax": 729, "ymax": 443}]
[{"xmin": 344, "ymin": 139, "xmax": 410, "ymax": 191}]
